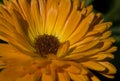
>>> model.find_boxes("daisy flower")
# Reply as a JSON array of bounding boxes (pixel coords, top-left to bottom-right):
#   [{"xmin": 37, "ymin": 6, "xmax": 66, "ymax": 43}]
[{"xmin": 0, "ymin": 0, "xmax": 117, "ymax": 81}]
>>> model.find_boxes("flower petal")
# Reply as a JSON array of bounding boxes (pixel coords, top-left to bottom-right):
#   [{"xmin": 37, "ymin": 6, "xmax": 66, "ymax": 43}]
[
  {"xmin": 73, "ymin": 39, "xmax": 100, "ymax": 53},
  {"xmin": 106, "ymin": 46, "xmax": 117, "ymax": 53},
  {"xmin": 59, "ymin": 1, "xmax": 82, "ymax": 42},
  {"xmin": 57, "ymin": 71, "xmax": 70, "ymax": 81},
  {"xmin": 68, "ymin": 72, "xmax": 89, "ymax": 81},
  {"xmin": 15, "ymin": 74, "xmax": 35, "ymax": 81},
  {"xmin": 90, "ymin": 53, "xmax": 114, "ymax": 60},
  {"xmin": 68, "ymin": 12, "xmax": 95, "ymax": 45},
  {"xmin": 38, "ymin": 0, "xmax": 46, "ymax": 26},
  {"xmin": 0, "ymin": 75, "xmax": 13, "ymax": 81},
  {"xmin": 31, "ymin": 0, "xmax": 43, "ymax": 35},
  {"xmin": 100, "ymin": 74, "xmax": 115, "ymax": 79},
  {"xmin": 18, "ymin": 0, "xmax": 37, "ymax": 41},
  {"xmin": 100, "ymin": 31, "xmax": 112, "ymax": 39},
  {"xmin": 70, "ymin": 36, "xmax": 96, "ymax": 48},
  {"xmin": 45, "ymin": 0, "xmax": 59, "ymax": 35},
  {"xmin": 65, "ymin": 65, "xmax": 81, "ymax": 74},
  {"xmin": 90, "ymin": 75, "xmax": 100, "ymax": 81},
  {"xmin": 0, "ymin": 4, "xmax": 26, "ymax": 36},
  {"xmin": 53, "ymin": 0, "xmax": 71, "ymax": 37},
  {"xmin": 99, "ymin": 62, "xmax": 117, "ymax": 74},
  {"xmin": 82, "ymin": 61, "xmax": 106, "ymax": 71},
  {"xmin": 99, "ymin": 38, "xmax": 115, "ymax": 51},
  {"xmin": 80, "ymin": 0, "xmax": 85, "ymax": 9},
  {"xmin": 93, "ymin": 22, "xmax": 112, "ymax": 33},
  {"xmin": 65, "ymin": 49, "xmax": 99, "ymax": 60},
  {"xmin": 86, "ymin": 5, "xmax": 93, "ymax": 15},
  {"xmin": 41, "ymin": 64, "xmax": 56, "ymax": 81},
  {"xmin": 0, "ymin": 65, "xmax": 26, "ymax": 81},
  {"xmin": 0, "ymin": 33, "xmax": 34, "ymax": 55},
  {"xmin": 57, "ymin": 41, "xmax": 70, "ymax": 57},
  {"xmin": 0, "ymin": 60, "xmax": 6, "ymax": 69},
  {"xmin": 0, "ymin": 44, "xmax": 32, "ymax": 61},
  {"xmin": 33, "ymin": 70, "xmax": 42, "ymax": 81}
]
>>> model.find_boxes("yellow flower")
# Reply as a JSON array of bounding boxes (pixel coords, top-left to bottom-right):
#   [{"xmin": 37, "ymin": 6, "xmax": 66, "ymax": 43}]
[{"xmin": 0, "ymin": 0, "xmax": 117, "ymax": 81}]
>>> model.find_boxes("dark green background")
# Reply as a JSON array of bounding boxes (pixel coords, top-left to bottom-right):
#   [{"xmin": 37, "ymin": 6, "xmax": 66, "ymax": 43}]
[{"xmin": 0, "ymin": 0, "xmax": 120, "ymax": 81}]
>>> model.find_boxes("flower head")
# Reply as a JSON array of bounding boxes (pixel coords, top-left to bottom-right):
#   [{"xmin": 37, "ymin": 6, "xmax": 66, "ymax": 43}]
[{"xmin": 0, "ymin": 0, "xmax": 117, "ymax": 81}]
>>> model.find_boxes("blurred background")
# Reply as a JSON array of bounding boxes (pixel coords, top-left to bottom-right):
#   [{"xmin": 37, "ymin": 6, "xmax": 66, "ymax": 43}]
[{"xmin": 0, "ymin": 0, "xmax": 120, "ymax": 81}]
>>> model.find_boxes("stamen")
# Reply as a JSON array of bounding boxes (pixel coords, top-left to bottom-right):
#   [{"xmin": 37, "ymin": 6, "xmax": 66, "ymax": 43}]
[{"xmin": 34, "ymin": 34, "xmax": 60, "ymax": 57}]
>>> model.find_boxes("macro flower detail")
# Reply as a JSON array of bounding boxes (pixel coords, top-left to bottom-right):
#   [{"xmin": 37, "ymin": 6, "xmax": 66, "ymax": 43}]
[{"xmin": 0, "ymin": 0, "xmax": 117, "ymax": 81}]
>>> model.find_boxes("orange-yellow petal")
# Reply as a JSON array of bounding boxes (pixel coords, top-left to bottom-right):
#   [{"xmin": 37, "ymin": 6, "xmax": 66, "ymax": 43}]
[
  {"xmin": 57, "ymin": 41, "xmax": 70, "ymax": 57},
  {"xmin": 68, "ymin": 12, "xmax": 95, "ymax": 45},
  {"xmin": 53, "ymin": 0, "xmax": 71, "ymax": 37},
  {"xmin": 99, "ymin": 62, "xmax": 117, "ymax": 74},
  {"xmin": 57, "ymin": 71, "xmax": 70, "ymax": 81},
  {"xmin": 68, "ymin": 72, "xmax": 89, "ymax": 81},
  {"xmin": 45, "ymin": 0, "xmax": 59, "ymax": 35},
  {"xmin": 82, "ymin": 61, "xmax": 106, "ymax": 71}
]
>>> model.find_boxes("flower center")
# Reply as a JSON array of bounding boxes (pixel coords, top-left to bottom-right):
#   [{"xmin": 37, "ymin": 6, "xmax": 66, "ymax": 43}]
[{"xmin": 34, "ymin": 34, "xmax": 60, "ymax": 57}]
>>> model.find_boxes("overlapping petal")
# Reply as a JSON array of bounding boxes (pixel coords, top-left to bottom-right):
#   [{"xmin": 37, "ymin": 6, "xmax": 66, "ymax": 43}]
[{"xmin": 0, "ymin": 0, "xmax": 117, "ymax": 81}]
